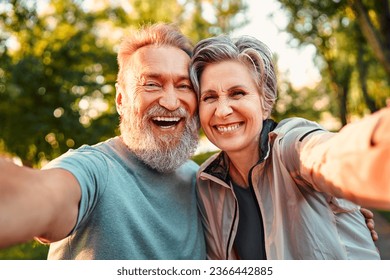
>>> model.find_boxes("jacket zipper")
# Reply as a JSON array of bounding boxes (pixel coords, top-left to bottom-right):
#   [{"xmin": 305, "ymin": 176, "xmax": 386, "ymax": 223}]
[
  {"xmin": 249, "ymin": 168, "xmax": 267, "ymax": 259},
  {"xmin": 225, "ymin": 196, "xmax": 237, "ymax": 260},
  {"xmin": 248, "ymin": 160, "xmax": 268, "ymax": 259}
]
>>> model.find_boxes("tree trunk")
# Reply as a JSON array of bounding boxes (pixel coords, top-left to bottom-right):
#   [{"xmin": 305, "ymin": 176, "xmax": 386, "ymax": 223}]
[
  {"xmin": 349, "ymin": 0, "xmax": 390, "ymax": 77},
  {"xmin": 326, "ymin": 59, "xmax": 350, "ymax": 126},
  {"xmin": 357, "ymin": 46, "xmax": 378, "ymax": 113}
]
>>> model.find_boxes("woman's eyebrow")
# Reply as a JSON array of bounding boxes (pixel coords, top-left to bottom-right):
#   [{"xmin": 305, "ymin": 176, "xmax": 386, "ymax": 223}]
[
  {"xmin": 201, "ymin": 85, "xmax": 247, "ymax": 95},
  {"xmin": 200, "ymin": 89, "xmax": 216, "ymax": 96}
]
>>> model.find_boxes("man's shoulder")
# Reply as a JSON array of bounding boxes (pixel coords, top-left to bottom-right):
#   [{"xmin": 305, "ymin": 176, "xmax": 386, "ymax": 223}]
[
  {"xmin": 171, "ymin": 159, "xmax": 200, "ymax": 182},
  {"xmin": 43, "ymin": 138, "xmax": 118, "ymax": 170},
  {"xmin": 181, "ymin": 159, "xmax": 200, "ymax": 172}
]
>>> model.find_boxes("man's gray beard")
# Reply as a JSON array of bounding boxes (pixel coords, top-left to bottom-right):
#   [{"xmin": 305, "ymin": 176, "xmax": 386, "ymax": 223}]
[{"xmin": 120, "ymin": 105, "xmax": 199, "ymax": 173}]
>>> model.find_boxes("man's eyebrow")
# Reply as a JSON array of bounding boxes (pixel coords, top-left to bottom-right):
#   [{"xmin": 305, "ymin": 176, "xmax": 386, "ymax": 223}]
[
  {"xmin": 176, "ymin": 75, "xmax": 191, "ymax": 81},
  {"xmin": 139, "ymin": 72, "xmax": 162, "ymax": 79},
  {"xmin": 139, "ymin": 73, "xmax": 190, "ymax": 81}
]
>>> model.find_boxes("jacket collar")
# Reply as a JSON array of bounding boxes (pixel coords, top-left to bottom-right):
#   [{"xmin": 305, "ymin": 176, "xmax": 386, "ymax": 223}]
[{"xmin": 203, "ymin": 119, "xmax": 278, "ymax": 182}]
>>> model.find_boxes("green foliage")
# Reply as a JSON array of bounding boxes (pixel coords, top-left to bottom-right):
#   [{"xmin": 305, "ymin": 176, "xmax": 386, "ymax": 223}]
[
  {"xmin": 192, "ymin": 151, "xmax": 219, "ymax": 165},
  {"xmin": 0, "ymin": 0, "xmax": 119, "ymax": 165},
  {"xmin": 0, "ymin": 241, "xmax": 49, "ymax": 260},
  {"xmin": 274, "ymin": 0, "xmax": 390, "ymax": 125},
  {"xmin": 180, "ymin": 0, "xmax": 248, "ymax": 42},
  {"xmin": 272, "ymin": 78, "xmax": 324, "ymax": 123},
  {"xmin": 380, "ymin": 211, "xmax": 390, "ymax": 223}
]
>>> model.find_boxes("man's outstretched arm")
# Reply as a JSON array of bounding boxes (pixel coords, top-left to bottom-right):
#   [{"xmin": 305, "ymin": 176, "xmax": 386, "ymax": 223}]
[{"xmin": 0, "ymin": 157, "xmax": 81, "ymax": 248}]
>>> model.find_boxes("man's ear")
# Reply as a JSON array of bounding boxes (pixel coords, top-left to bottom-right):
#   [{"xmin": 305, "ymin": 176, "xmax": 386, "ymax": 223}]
[{"xmin": 115, "ymin": 83, "xmax": 123, "ymax": 115}]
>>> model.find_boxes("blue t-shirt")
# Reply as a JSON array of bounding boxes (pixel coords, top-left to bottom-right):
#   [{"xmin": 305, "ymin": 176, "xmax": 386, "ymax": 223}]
[{"xmin": 44, "ymin": 137, "xmax": 206, "ymax": 260}]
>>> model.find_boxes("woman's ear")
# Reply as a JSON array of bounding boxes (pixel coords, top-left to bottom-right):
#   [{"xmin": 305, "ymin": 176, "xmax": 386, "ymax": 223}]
[
  {"xmin": 115, "ymin": 83, "xmax": 123, "ymax": 115},
  {"xmin": 260, "ymin": 98, "xmax": 270, "ymax": 120},
  {"xmin": 263, "ymin": 109, "xmax": 270, "ymax": 120}
]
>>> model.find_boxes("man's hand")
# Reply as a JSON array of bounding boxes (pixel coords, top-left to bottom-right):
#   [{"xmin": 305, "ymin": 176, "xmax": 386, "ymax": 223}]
[
  {"xmin": 360, "ymin": 207, "xmax": 378, "ymax": 241},
  {"xmin": 371, "ymin": 107, "xmax": 390, "ymax": 146}
]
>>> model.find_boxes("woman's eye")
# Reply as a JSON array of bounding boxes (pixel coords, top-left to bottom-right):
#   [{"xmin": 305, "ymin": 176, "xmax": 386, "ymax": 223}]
[
  {"xmin": 231, "ymin": 90, "xmax": 245, "ymax": 98},
  {"xmin": 202, "ymin": 95, "xmax": 217, "ymax": 102}
]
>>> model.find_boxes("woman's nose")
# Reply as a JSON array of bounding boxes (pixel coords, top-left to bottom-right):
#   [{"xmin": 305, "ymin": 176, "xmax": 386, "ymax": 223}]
[{"xmin": 214, "ymin": 98, "xmax": 233, "ymax": 118}]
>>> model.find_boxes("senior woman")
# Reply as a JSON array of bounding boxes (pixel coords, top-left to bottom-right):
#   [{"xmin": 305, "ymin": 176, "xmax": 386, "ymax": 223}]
[{"xmin": 189, "ymin": 35, "xmax": 390, "ymax": 260}]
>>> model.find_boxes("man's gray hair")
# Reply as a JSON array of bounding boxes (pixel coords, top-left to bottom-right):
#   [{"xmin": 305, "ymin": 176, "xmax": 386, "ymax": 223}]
[{"xmin": 117, "ymin": 23, "xmax": 193, "ymax": 86}]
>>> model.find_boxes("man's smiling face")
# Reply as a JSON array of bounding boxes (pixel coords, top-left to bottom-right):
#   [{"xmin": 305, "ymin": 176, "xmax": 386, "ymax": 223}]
[{"xmin": 116, "ymin": 45, "xmax": 199, "ymax": 172}]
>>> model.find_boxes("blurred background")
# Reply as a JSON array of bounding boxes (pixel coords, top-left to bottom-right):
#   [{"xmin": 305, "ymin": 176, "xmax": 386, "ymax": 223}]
[{"xmin": 0, "ymin": 0, "xmax": 389, "ymax": 259}]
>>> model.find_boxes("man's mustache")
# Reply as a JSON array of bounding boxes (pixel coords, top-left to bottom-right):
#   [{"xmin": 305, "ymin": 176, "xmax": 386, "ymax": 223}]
[{"xmin": 144, "ymin": 105, "xmax": 189, "ymax": 119}]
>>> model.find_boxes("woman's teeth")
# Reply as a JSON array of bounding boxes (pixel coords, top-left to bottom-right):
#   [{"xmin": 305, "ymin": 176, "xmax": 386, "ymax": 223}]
[{"xmin": 216, "ymin": 123, "xmax": 240, "ymax": 133}]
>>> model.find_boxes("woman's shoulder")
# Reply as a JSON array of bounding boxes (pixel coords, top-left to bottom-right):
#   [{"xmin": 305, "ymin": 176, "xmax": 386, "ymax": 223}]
[
  {"xmin": 273, "ymin": 117, "xmax": 325, "ymax": 136},
  {"xmin": 276, "ymin": 117, "xmax": 322, "ymax": 129}
]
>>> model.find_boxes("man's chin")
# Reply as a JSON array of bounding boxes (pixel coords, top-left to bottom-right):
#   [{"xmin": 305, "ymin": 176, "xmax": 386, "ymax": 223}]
[
  {"xmin": 150, "ymin": 125, "xmax": 185, "ymax": 146},
  {"xmin": 121, "ymin": 135, "xmax": 186, "ymax": 172},
  {"xmin": 157, "ymin": 135, "xmax": 182, "ymax": 149},
  {"xmin": 120, "ymin": 114, "xmax": 199, "ymax": 173},
  {"xmin": 133, "ymin": 146, "xmax": 189, "ymax": 173}
]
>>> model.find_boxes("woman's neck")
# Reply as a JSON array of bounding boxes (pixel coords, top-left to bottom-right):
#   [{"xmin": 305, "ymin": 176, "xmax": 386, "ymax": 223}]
[{"xmin": 227, "ymin": 149, "xmax": 260, "ymax": 188}]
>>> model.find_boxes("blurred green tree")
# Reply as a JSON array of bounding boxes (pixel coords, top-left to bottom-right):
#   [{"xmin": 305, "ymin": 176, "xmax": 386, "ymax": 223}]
[
  {"xmin": 0, "ymin": 0, "xmax": 119, "ymax": 166},
  {"xmin": 274, "ymin": 0, "xmax": 389, "ymax": 126}
]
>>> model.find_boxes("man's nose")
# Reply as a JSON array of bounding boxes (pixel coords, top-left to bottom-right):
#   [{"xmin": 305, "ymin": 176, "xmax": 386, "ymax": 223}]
[{"xmin": 159, "ymin": 85, "xmax": 180, "ymax": 111}]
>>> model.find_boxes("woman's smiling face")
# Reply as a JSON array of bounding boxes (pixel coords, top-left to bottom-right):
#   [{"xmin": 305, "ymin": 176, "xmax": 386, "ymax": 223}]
[{"xmin": 199, "ymin": 60, "xmax": 266, "ymax": 155}]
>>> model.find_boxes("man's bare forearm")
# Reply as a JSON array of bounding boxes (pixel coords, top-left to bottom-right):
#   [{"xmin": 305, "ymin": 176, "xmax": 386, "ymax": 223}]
[
  {"xmin": 0, "ymin": 157, "xmax": 48, "ymax": 247},
  {"xmin": 0, "ymin": 157, "xmax": 80, "ymax": 248}
]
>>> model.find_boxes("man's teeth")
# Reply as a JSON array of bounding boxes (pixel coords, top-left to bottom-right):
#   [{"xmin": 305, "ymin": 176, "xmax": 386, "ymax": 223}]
[
  {"xmin": 152, "ymin": 117, "xmax": 180, "ymax": 122},
  {"xmin": 216, "ymin": 123, "xmax": 240, "ymax": 132},
  {"xmin": 152, "ymin": 116, "xmax": 181, "ymax": 128}
]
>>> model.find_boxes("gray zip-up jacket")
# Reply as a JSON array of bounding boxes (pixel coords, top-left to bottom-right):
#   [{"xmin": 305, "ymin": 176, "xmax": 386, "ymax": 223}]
[{"xmin": 197, "ymin": 117, "xmax": 383, "ymax": 260}]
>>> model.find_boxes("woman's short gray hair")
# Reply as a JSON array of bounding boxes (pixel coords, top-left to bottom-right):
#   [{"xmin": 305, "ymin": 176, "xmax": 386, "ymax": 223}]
[{"xmin": 189, "ymin": 35, "xmax": 277, "ymax": 117}]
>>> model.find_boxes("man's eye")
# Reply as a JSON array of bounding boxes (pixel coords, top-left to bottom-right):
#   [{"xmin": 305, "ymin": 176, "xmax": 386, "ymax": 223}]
[
  {"xmin": 143, "ymin": 82, "xmax": 162, "ymax": 90},
  {"xmin": 177, "ymin": 84, "xmax": 193, "ymax": 90},
  {"xmin": 145, "ymin": 82, "xmax": 160, "ymax": 87}
]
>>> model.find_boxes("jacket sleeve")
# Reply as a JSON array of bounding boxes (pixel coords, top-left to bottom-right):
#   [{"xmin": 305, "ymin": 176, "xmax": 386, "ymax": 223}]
[{"xmin": 298, "ymin": 107, "xmax": 390, "ymax": 210}]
